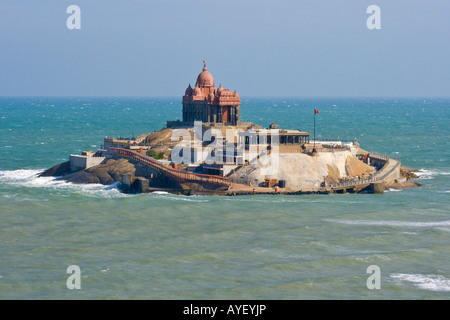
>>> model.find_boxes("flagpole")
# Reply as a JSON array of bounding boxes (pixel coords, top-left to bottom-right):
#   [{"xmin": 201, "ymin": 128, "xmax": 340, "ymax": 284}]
[
  {"xmin": 312, "ymin": 109, "xmax": 319, "ymax": 156},
  {"xmin": 314, "ymin": 110, "xmax": 316, "ymax": 149}
]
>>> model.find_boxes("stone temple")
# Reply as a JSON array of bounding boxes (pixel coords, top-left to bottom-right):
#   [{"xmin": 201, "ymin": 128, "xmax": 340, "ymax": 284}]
[{"xmin": 168, "ymin": 61, "xmax": 241, "ymax": 127}]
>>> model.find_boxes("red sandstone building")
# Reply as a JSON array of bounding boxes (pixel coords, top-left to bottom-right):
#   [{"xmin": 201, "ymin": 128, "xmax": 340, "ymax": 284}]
[{"xmin": 168, "ymin": 62, "xmax": 241, "ymax": 127}]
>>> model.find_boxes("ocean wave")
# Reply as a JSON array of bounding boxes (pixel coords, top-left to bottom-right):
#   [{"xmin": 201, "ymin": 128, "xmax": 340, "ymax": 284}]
[
  {"xmin": 324, "ymin": 219, "xmax": 450, "ymax": 228},
  {"xmin": 148, "ymin": 192, "xmax": 210, "ymax": 202},
  {"xmin": 2, "ymin": 194, "xmax": 49, "ymax": 202},
  {"xmin": 386, "ymin": 188, "xmax": 402, "ymax": 192},
  {"xmin": 104, "ymin": 181, "xmax": 121, "ymax": 190},
  {"xmin": 0, "ymin": 169, "xmax": 43, "ymax": 182},
  {"xmin": 151, "ymin": 191, "xmax": 170, "ymax": 195},
  {"xmin": 391, "ymin": 273, "xmax": 450, "ymax": 292},
  {"xmin": 0, "ymin": 169, "xmax": 130, "ymax": 198},
  {"xmin": 415, "ymin": 169, "xmax": 450, "ymax": 180}
]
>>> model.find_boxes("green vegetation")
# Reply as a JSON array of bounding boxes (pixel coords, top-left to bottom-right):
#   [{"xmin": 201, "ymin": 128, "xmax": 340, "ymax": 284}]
[{"xmin": 146, "ymin": 149, "xmax": 165, "ymax": 160}]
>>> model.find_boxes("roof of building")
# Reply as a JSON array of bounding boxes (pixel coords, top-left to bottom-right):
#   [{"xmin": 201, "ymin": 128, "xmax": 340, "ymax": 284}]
[
  {"xmin": 238, "ymin": 129, "xmax": 310, "ymax": 136},
  {"xmin": 196, "ymin": 61, "xmax": 215, "ymax": 88},
  {"xmin": 183, "ymin": 61, "xmax": 241, "ymax": 106}
]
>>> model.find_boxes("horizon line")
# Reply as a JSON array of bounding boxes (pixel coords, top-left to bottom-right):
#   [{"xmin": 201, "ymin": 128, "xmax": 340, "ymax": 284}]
[{"xmin": 1, "ymin": 95, "xmax": 450, "ymax": 99}]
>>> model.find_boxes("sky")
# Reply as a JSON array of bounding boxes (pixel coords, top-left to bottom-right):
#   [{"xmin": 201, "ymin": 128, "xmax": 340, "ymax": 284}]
[{"xmin": 0, "ymin": 0, "xmax": 449, "ymax": 97}]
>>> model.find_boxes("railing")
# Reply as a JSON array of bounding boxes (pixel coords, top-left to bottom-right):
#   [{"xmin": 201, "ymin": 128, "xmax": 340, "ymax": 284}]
[
  {"xmin": 329, "ymin": 152, "xmax": 400, "ymax": 189},
  {"xmin": 105, "ymin": 136, "xmax": 137, "ymax": 141},
  {"xmin": 366, "ymin": 151, "xmax": 400, "ymax": 162},
  {"xmin": 376, "ymin": 158, "xmax": 401, "ymax": 181},
  {"xmin": 317, "ymin": 145, "xmax": 351, "ymax": 153},
  {"xmin": 313, "ymin": 138, "xmax": 357, "ymax": 144},
  {"xmin": 108, "ymin": 147, "xmax": 231, "ymax": 187}
]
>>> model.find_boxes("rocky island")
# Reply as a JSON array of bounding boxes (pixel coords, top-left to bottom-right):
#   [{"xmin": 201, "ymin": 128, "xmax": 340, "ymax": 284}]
[{"xmin": 40, "ymin": 62, "xmax": 421, "ymax": 195}]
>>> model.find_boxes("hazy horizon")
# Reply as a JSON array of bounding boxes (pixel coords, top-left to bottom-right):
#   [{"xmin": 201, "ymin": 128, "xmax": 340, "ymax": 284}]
[{"xmin": 2, "ymin": 95, "xmax": 450, "ymax": 99}]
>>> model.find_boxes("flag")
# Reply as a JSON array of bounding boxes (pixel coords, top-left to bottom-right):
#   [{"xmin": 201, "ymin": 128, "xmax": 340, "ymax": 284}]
[{"xmin": 314, "ymin": 109, "xmax": 319, "ymax": 114}]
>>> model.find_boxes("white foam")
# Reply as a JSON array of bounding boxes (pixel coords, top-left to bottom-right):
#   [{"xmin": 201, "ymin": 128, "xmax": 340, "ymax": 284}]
[
  {"xmin": 415, "ymin": 169, "xmax": 438, "ymax": 180},
  {"xmin": 415, "ymin": 169, "xmax": 450, "ymax": 180},
  {"xmin": 149, "ymin": 193, "xmax": 210, "ymax": 202},
  {"xmin": 0, "ymin": 169, "xmax": 43, "ymax": 183},
  {"xmin": 386, "ymin": 188, "xmax": 402, "ymax": 192},
  {"xmin": 151, "ymin": 191, "xmax": 170, "ymax": 195},
  {"xmin": 324, "ymin": 219, "xmax": 450, "ymax": 228},
  {"xmin": 104, "ymin": 181, "xmax": 121, "ymax": 190},
  {"xmin": 391, "ymin": 273, "xmax": 450, "ymax": 292},
  {"xmin": 0, "ymin": 169, "xmax": 130, "ymax": 198}
]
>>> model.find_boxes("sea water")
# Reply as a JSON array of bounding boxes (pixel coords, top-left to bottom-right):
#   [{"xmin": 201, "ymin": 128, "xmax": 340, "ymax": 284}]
[{"xmin": 0, "ymin": 97, "xmax": 449, "ymax": 299}]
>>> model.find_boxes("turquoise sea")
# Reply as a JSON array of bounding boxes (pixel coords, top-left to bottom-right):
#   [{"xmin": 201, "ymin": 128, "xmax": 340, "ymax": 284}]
[{"xmin": 0, "ymin": 97, "xmax": 449, "ymax": 299}]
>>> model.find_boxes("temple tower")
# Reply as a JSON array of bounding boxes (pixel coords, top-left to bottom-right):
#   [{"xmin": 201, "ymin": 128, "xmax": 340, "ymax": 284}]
[{"xmin": 182, "ymin": 61, "xmax": 241, "ymax": 125}]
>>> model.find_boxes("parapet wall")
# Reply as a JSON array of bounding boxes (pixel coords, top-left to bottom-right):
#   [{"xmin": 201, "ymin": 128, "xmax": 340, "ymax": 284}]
[
  {"xmin": 70, "ymin": 155, "xmax": 105, "ymax": 172},
  {"xmin": 376, "ymin": 159, "xmax": 401, "ymax": 187},
  {"xmin": 368, "ymin": 152, "xmax": 401, "ymax": 186}
]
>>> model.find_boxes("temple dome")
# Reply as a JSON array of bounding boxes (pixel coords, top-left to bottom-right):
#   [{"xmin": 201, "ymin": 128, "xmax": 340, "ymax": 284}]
[
  {"xmin": 194, "ymin": 85, "xmax": 202, "ymax": 96},
  {"xmin": 196, "ymin": 61, "xmax": 214, "ymax": 87},
  {"xmin": 185, "ymin": 84, "xmax": 193, "ymax": 96}
]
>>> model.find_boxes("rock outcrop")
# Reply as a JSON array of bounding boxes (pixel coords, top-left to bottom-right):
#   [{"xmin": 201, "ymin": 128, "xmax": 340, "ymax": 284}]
[
  {"xmin": 389, "ymin": 180, "xmax": 423, "ymax": 190},
  {"xmin": 345, "ymin": 154, "xmax": 375, "ymax": 178},
  {"xmin": 400, "ymin": 166, "xmax": 420, "ymax": 180},
  {"xmin": 41, "ymin": 157, "xmax": 159, "ymax": 185},
  {"xmin": 39, "ymin": 161, "xmax": 71, "ymax": 177},
  {"xmin": 57, "ymin": 159, "xmax": 136, "ymax": 185}
]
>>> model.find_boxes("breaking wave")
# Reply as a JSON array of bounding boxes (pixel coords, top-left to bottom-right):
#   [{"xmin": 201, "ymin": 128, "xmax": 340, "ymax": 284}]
[
  {"xmin": 0, "ymin": 169, "xmax": 129, "ymax": 198},
  {"xmin": 391, "ymin": 273, "xmax": 450, "ymax": 292},
  {"xmin": 324, "ymin": 219, "xmax": 450, "ymax": 228},
  {"xmin": 151, "ymin": 191, "xmax": 170, "ymax": 195},
  {"xmin": 0, "ymin": 170, "xmax": 209, "ymax": 201},
  {"xmin": 386, "ymin": 188, "xmax": 402, "ymax": 192},
  {"xmin": 415, "ymin": 169, "xmax": 450, "ymax": 180},
  {"xmin": 148, "ymin": 192, "xmax": 210, "ymax": 202}
]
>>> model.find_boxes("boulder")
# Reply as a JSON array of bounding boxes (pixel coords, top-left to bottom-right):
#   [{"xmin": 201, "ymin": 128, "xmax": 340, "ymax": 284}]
[
  {"xmin": 57, "ymin": 158, "xmax": 136, "ymax": 185},
  {"xmin": 39, "ymin": 161, "xmax": 71, "ymax": 177}
]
